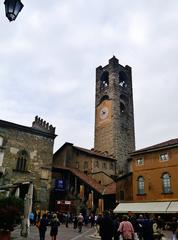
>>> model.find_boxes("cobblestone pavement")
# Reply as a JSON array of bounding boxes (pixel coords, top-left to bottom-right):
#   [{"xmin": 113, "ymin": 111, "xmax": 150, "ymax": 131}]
[
  {"xmin": 11, "ymin": 224, "xmax": 174, "ymax": 240},
  {"xmin": 11, "ymin": 224, "xmax": 96, "ymax": 240}
]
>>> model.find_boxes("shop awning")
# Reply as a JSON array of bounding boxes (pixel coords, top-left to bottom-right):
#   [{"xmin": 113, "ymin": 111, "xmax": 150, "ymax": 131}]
[
  {"xmin": 113, "ymin": 201, "xmax": 171, "ymax": 214},
  {"xmin": 166, "ymin": 201, "xmax": 178, "ymax": 213}
]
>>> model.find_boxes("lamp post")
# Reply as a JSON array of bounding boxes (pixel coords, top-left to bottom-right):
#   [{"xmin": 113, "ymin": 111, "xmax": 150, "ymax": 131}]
[{"xmin": 4, "ymin": 0, "xmax": 24, "ymax": 22}]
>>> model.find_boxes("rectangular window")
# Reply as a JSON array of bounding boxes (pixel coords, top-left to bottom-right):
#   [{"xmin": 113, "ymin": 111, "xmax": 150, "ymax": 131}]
[
  {"xmin": 110, "ymin": 162, "xmax": 114, "ymax": 170},
  {"xmin": 102, "ymin": 162, "xmax": 107, "ymax": 169},
  {"xmin": 95, "ymin": 160, "xmax": 99, "ymax": 168},
  {"xmin": 160, "ymin": 153, "xmax": 168, "ymax": 161},
  {"xmin": 76, "ymin": 162, "xmax": 79, "ymax": 169},
  {"xmin": 136, "ymin": 158, "xmax": 144, "ymax": 166}
]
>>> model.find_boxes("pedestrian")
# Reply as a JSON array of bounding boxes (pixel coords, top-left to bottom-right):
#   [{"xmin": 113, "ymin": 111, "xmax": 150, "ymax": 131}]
[
  {"xmin": 171, "ymin": 217, "xmax": 178, "ymax": 240},
  {"xmin": 99, "ymin": 210, "xmax": 114, "ymax": 240},
  {"xmin": 96, "ymin": 214, "xmax": 102, "ymax": 236},
  {"xmin": 128, "ymin": 211, "xmax": 139, "ymax": 239},
  {"xmin": 33, "ymin": 210, "xmax": 37, "ymax": 225},
  {"xmin": 137, "ymin": 214, "xmax": 144, "ymax": 240},
  {"xmin": 29, "ymin": 212, "xmax": 34, "ymax": 225},
  {"xmin": 50, "ymin": 213, "xmax": 60, "ymax": 240},
  {"xmin": 38, "ymin": 214, "xmax": 48, "ymax": 240},
  {"xmin": 73, "ymin": 215, "xmax": 78, "ymax": 229},
  {"xmin": 113, "ymin": 215, "xmax": 120, "ymax": 240},
  {"xmin": 37, "ymin": 210, "xmax": 41, "ymax": 222},
  {"xmin": 118, "ymin": 215, "xmax": 134, "ymax": 240},
  {"xmin": 77, "ymin": 213, "xmax": 84, "ymax": 233},
  {"xmin": 157, "ymin": 216, "xmax": 164, "ymax": 231},
  {"xmin": 142, "ymin": 214, "xmax": 153, "ymax": 240},
  {"xmin": 152, "ymin": 219, "xmax": 162, "ymax": 240},
  {"xmin": 65, "ymin": 213, "xmax": 69, "ymax": 228},
  {"xmin": 90, "ymin": 213, "xmax": 95, "ymax": 228}
]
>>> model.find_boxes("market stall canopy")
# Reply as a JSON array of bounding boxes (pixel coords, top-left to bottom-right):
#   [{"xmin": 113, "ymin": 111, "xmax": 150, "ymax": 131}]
[{"xmin": 113, "ymin": 201, "xmax": 171, "ymax": 213}]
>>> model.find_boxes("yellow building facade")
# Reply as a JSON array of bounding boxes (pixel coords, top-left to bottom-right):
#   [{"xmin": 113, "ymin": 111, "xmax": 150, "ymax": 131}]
[{"xmin": 131, "ymin": 139, "xmax": 178, "ymax": 202}]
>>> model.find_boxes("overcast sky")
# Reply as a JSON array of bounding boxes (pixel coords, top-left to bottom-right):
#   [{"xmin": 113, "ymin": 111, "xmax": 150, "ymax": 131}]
[{"xmin": 0, "ymin": 0, "xmax": 178, "ymax": 152}]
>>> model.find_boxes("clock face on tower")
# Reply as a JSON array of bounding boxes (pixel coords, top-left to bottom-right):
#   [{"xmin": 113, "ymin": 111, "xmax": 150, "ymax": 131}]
[{"xmin": 99, "ymin": 107, "xmax": 109, "ymax": 120}]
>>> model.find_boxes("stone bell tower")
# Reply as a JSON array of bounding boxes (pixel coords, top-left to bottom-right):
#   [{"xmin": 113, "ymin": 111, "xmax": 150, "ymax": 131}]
[{"xmin": 94, "ymin": 56, "xmax": 135, "ymax": 174}]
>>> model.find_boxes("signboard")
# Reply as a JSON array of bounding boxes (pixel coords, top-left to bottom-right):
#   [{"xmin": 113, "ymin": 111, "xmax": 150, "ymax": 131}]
[
  {"xmin": 55, "ymin": 179, "xmax": 65, "ymax": 191},
  {"xmin": 57, "ymin": 200, "xmax": 71, "ymax": 205},
  {"xmin": 56, "ymin": 200, "xmax": 75, "ymax": 213}
]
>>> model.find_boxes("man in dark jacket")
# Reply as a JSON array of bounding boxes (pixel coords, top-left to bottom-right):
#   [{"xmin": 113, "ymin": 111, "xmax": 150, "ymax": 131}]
[
  {"xmin": 99, "ymin": 211, "xmax": 114, "ymax": 240},
  {"xmin": 38, "ymin": 214, "xmax": 48, "ymax": 240}
]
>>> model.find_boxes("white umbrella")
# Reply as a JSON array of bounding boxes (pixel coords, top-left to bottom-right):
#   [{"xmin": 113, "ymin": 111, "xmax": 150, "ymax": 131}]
[
  {"xmin": 6, "ymin": 190, "xmax": 10, "ymax": 197},
  {"xmin": 21, "ymin": 183, "xmax": 33, "ymax": 237},
  {"xmin": 15, "ymin": 187, "xmax": 20, "ymax": 198}
]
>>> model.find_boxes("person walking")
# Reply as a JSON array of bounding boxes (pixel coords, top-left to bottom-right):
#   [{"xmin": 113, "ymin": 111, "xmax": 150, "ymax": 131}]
[
  {"xmin": 137, "ymin": 214, "xmax": 144, "ymax": 240},
  {"xmin": 38, "ymin": 214, "xmax": 48, "ymax": 240},
  {"xmin": 73, "ymin": 215, "xmax": 78, "ymax": 229},
  {"xmin": 171, "ymin": 217, "xmax": 178, "ymax": 240},
  {"xmin": 128, "ymin": 212, "xmax": 139, "ymax": 240},
  {"xmin": 113, "ymin": 215, "xmax": 120, "ymax": 240},
  {"xmin": 29, "ymin": 212, "xmax": 34, "ymax": 225},
  {"xmin": 99, "ymin": 210, "xmax": 114, "ymax": 240},
  {"xmin": 50, "ymin": 214, "xmax": 60, "ymax": 240},
  {"xmin": 142, "ymin": 214, "xmax": 153, "ymax": 240},
  {"xmin": 152, "ymin": 219, "xmax": 162, "ymax": 240},
  {"xmin": 65, "ymin": 213, "xmax": 69, "ymax": 228},
  {"xmin": 118, "ymin": 215, "xmax": 135, "ymax": 240},
  {"xmin": 77, "ymin": 213, "xmax": 84, "ymax": 233}
]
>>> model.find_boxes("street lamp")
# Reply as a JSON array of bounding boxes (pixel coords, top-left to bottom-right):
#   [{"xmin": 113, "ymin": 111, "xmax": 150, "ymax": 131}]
[{"xmin": 4, "ymin": 0, "xmax": 24, "ymax": 22}]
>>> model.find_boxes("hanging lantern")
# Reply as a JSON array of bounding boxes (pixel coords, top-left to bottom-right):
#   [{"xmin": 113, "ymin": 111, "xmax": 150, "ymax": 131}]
[{"xmin": 4, "ymin": 0, "xmax": 24, "ymax": 22}]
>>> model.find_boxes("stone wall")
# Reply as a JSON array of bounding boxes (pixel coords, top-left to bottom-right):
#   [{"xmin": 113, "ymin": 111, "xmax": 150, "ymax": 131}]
[
  {"xmin": 0, "ymin": 118, "xmax": 56, "ymax": 210},
  {"xmin": 94, "ymin": 56, "xmax": 135, "ymax": 174}
]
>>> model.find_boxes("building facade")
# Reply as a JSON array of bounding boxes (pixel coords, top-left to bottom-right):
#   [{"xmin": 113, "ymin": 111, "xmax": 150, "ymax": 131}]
[
  {"xmin": 116, "ymin": 138, "xmax": 178, "ymax": 204},
  {"xmin": 94, "ymin": 56, "xmax": 135, "ymax": 174},
  {"xmin": 0, "ymin": 116, "xmax": 56, "ymax": 210},
  {"xmin": 51, "ymin": 143, "xmax": 116, "ymax": 212},
  {"xmin": 131, "ymin": 138, "xmax": 178, "ymax": 202},
  {"xmin": 53, "ymin": 142, "xmax": 116, "ymax": 185}
]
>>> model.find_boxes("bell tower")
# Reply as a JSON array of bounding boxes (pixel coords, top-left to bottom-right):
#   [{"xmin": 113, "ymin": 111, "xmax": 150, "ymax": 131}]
[{"xmin": 94, "ymin": 56, "xmax": 135, "ymax": 174}]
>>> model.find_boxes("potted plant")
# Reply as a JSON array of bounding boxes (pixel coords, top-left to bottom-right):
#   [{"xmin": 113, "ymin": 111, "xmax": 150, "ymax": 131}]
[{"xmin": 0, "ymin": 196, "xmax": 24, "ymax": 240}]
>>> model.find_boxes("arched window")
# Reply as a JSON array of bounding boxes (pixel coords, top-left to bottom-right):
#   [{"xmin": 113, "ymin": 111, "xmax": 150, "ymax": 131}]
[
  {"xmin": 120, "ymin": 102, "xmax": 126, "ymax": 113},
  {"xmin": 16, "ymin": 150, "xmax": 28, "ymax": 172},
  {"xmin": 119, "ymin": 71, "xmax": 128, "ymax": 88},
  {"xmin": 120, "ymin": 94, "xmax": 128, "ymax": 114},
  {"xmin": 162, "ymin": 173, "xmax": 171, "ymax": 193},
  {"xmin": 100, "ymin": 71, "xmax": 109, "ymax": 89},
  {"xmin": 137, "ymin": 176, "xmax": 144, "ymax": 195}
]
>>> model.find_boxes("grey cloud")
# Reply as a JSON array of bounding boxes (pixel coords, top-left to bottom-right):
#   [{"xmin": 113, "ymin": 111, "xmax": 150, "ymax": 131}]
[{"xmin": 0, "ymin": 0, "xmax": 178, "ymax": 152}]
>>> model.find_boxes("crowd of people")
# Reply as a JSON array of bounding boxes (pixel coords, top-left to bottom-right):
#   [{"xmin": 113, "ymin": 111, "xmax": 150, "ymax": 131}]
[
  {"xmin": 95, "ymin": 211, "xmax": 178, "ymax": 240},
  {"xmin": 28, "ymin": 209, "xmax": 178, "ymax": 240},
  {"xmin": 28, "ymin": 210, "xmax": 85, "ymax": 240}
]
